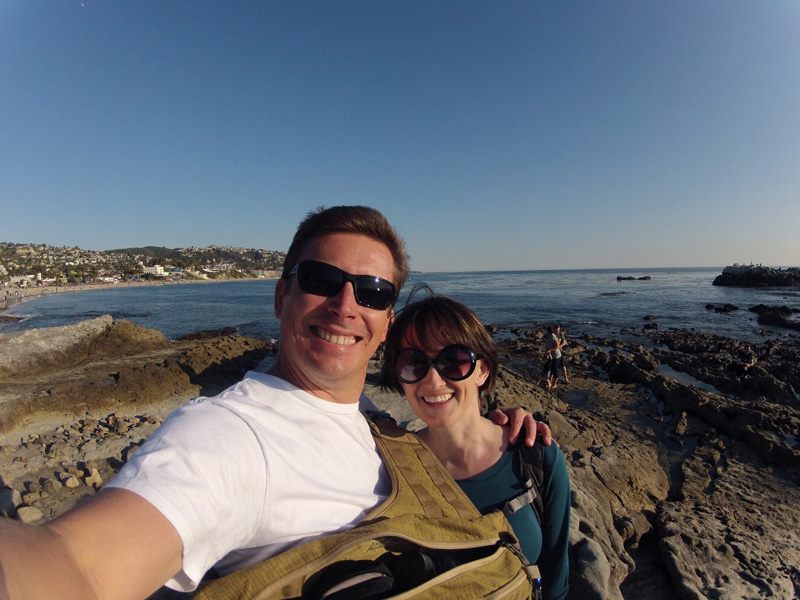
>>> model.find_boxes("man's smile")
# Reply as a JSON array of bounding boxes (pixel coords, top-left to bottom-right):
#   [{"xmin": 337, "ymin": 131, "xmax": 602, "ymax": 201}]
[{"xmin": 311, "ymin": 325, "xmax": 360, "ymax": 346}]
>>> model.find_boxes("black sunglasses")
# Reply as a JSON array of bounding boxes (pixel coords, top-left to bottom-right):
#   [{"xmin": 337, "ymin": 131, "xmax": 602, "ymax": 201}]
[
  {"xmin": 288, "ymin": 260, "xmax": 397, "ymax": 310},
  {"xmin": 395, "ymin": 344, "xmax": 481, "ymax": 384}
]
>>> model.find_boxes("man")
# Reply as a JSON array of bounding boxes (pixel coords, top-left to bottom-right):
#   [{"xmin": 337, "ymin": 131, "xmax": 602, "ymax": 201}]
[{"xmin": 0, "ymin": 206, "xmax": 547, "ymax": 599}]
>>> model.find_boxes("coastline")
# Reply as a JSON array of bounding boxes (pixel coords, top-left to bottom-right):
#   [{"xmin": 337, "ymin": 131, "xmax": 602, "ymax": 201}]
[{"xmin": 1, "ymin": 275, "xmax": 279, "ymax": 314}]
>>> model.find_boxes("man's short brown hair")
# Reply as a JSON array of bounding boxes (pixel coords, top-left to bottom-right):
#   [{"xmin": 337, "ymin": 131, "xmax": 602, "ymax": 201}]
[
  {"xmin": 282, "ymin": 205, "xmax": 410, "ymax": 293},
  {"xmin": 380, "ymin": 294, "xmax": 498, "ymax": 398}
]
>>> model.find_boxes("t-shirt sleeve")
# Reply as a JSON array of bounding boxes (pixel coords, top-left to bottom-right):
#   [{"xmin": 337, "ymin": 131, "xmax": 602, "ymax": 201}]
[
  {"xmin": 539, "ymin": 444, "xmax": 571, "ymax": 600},
  {"xmin": 105, "ymin": 402, "xmax": 268, "ymax": 591}
]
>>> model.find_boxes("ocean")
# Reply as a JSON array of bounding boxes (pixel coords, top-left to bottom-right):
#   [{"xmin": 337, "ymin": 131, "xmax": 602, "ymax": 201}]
[{"xmin": 2, "ymin": 268, "xmax": 799, "ymax": 343}]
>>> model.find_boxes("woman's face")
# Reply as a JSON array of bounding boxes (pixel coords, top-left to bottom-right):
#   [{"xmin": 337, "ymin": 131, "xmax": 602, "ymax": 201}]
[{"xmin": 397, "ymin": 331, "xmax": 490, "ymax": 430}]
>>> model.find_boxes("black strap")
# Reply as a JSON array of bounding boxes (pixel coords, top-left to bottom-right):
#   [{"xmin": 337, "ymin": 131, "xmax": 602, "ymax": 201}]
[
  {"xmin": 363, "ymin": 409, "xmax": 395, "ymax": 424},
  {"xmin": 501, "ymin": 434, "xmax": 546, "ymax": 526}
]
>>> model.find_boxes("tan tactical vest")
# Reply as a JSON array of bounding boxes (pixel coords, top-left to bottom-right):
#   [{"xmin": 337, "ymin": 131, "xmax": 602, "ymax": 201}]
[{"xmin": 195, "ymin": 415, "xmax": 540, "ymax": 599}]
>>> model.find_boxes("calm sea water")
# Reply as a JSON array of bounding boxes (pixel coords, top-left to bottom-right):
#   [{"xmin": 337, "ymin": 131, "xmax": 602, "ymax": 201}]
[{"xmin": 3, "ymin": 268, "xmax": 799, "ymax": 343}]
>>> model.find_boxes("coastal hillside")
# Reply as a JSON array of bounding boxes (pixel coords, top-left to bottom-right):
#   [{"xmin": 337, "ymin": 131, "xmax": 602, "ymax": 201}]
[{"xmin": 2, "ymin": 318, "xmax": 799, "ymax": 599}]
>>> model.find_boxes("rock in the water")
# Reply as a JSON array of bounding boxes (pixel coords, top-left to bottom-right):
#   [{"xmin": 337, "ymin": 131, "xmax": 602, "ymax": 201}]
[
  {"xmin": 713, "ymin": 265, "xmax": 800, "ymax": 287},
  {"xmin": 705, "ymin": 303, "xmax": 739, "ymax": 313},
  {"xmin": 748, "ymin": 304, "xmax": 800, "ymax": 332}
]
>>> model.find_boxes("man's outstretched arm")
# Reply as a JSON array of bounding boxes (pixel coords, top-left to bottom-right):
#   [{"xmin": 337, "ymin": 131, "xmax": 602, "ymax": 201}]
[{"xmin": 0, "ymin": 488, "xmax": 182, "ymax": 600}]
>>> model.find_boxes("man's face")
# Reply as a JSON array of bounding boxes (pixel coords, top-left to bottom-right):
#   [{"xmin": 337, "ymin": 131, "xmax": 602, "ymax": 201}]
[{"xmin": 273, "ymin": 232, "xmax": 396, "ymax": 401}]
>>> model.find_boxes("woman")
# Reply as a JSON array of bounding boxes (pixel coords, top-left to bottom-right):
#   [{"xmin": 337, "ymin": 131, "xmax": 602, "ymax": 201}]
[{"xmin": 381, "ymin": 295, "xmax": 571, "ymax": 600}]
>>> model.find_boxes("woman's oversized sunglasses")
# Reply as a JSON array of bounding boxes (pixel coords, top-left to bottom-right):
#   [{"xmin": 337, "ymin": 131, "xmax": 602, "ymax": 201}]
[
  {"xmin": 288, "ymin": 260, "xmax": 397, "ymax": 310},
  {"xmin": 395, "ymin": 344, "xmax": 481, "ymax": 384}
]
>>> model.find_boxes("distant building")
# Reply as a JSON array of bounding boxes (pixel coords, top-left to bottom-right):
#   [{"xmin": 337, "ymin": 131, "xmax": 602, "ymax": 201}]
[
  {"xmin": 10, "ymin": 275, "xmax": 35, "ymax": 288},
  {"xmin": 204, "ymin": 263, "xmax": 236, "ymax": 273},
  {"xmin": 142, "ymin": 265, "xmax": 168, "ymax": 277}
]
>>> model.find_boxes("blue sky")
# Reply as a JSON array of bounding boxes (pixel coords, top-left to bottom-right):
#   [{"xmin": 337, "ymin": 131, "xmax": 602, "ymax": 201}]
[{"xmin": 2, "ymin": 1, "xmax": 798, "ymax": 271}]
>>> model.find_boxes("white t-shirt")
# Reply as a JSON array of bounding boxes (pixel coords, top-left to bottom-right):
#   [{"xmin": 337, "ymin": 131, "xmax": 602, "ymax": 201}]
[{"xmin": 106, "ymin": 372, "xmax": 390, "ymax": 591}]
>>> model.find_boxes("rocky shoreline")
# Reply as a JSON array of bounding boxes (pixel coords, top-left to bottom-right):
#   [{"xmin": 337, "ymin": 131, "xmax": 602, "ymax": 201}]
[
  {"xmin": 486, "ymin": 323, "xmax": 799, "ymax": 599},
  {"xmin": 1, "ymin": 317, "xmax": 799, "ymax": 599},
  {"xmin": 0, "ymin": 317, "xmax": 273, "ymax": 525}
]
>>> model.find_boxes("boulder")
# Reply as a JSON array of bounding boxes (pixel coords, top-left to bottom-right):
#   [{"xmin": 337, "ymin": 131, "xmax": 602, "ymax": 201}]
[
  {"xmin": 84, "ymin": 468, "xmax": 103, "ymax": 490},
  {"xmin": 15, "ymin": 506, "xmax": 44, "ymax": 524}
]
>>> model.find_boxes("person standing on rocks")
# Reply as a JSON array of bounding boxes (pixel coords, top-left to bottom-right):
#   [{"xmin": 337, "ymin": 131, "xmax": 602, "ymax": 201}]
[
  {"xmin": 0, "ymin": 205, "xmax": 549, "ymax": 599},
  {"xmin": 555, "ymin": 324, "xmax": 569, "ymax": 384},
  {"xmin": 544, "ymin": 325, "xmax": 562, "ymax": 389},
  {"xmin": 740, "ymin": 345, "xmax": 757, "ymax": 373}
]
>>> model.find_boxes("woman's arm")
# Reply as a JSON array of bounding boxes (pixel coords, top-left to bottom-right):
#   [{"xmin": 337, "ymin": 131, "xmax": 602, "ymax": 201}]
[{"xmin": 539, "ymin": 445, "xmax": 571, "ymax": 600}]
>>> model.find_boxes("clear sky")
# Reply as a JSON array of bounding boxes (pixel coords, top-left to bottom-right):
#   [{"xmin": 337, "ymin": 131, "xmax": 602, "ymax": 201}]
[{"xmin": 2, "ymin": 1, "xmax": 798, "ymax": 271}]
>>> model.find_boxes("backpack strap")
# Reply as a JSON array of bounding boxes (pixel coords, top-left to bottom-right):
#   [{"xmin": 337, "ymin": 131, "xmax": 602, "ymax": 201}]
[
  {"xmin": 363, "ymin": 412, "xmax": 480, "ymax": 521},
  {"xmin": 501, "ymin": 435, "xmax": 546, "ymax": 526}
]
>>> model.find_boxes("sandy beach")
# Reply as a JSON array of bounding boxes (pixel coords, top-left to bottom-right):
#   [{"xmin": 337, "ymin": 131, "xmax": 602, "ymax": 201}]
[{"xmin": 1, "ymin": 316, "xmax": 798, "ymax": 599}]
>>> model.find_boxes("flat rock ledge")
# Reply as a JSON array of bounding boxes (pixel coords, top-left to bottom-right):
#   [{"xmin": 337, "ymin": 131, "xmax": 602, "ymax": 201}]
[{"xmin": 484, "ymin": 324, "xmax": 799, "ymax": 599}]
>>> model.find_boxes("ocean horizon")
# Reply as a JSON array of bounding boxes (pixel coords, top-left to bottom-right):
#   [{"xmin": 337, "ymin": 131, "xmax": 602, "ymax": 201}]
[{"xmin": 3, "ymin": 267, "xmax": 798, "ymax": 344}]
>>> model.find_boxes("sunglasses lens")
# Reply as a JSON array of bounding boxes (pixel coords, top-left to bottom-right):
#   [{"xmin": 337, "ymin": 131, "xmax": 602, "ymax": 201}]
[
  {"xmin": 395, "ymin": 345, "xmax": 477, "ymax": 384},
  {"xmin": 396, "ymin": 349, "xmax": 430, "ymax": 383},
  {"xmin": 354, "ymin": 276, "xmax": 396, "ymax": 310},
  {"xmin": 296, "ymin": 261, "xmax": 344, "ymax": 296},
  {"xmin": 438, "ymin": 345, "xmax": 476, "ymax": 381},
  {"xmin": 295, "ymin": 261, "xmax": 396, "ymax": 310}
]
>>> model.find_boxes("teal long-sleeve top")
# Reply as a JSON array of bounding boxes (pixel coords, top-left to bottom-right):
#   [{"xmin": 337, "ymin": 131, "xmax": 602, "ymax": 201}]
[{"xmin": 456, "ymin": 443, "xmax": 570, "ymax": 600}]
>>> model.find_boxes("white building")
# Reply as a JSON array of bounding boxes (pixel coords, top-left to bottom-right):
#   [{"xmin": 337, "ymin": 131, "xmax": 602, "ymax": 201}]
[{"xmin": 142, "ymin": 265, "xmax": 168, "ymax": 277}]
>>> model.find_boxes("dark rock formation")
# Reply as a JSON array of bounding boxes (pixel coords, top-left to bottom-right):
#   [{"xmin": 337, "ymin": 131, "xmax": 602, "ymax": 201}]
[
  {"xmin": 705, "ymin": 303, "xmax": 739, "ymax": 313},
  {"xmin": 748, "ymin": 304, "xmax": 800, "ymax": 332},
  {"xmin": 713, "ymin": 265, "xmax": 800, "ymax": 287}
]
